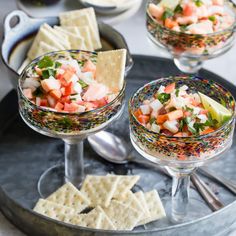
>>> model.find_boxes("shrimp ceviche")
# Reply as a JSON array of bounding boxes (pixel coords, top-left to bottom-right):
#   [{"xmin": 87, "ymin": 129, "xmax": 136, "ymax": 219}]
[
  {"xmin": 21, "ymin": 55, "xmax": 117, "ymax": 113},
  {"xmin": 133, "ymin": 82, "xmax": 232, "ymax": 137},
  {"xmin": 148, "ymin": 0, "xmax": 234, "ymax": 34}
]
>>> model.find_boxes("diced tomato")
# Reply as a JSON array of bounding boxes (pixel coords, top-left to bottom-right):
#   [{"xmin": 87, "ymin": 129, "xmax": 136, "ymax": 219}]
[
  {"xmin": 167, "ymin": 110, "xmax": 183, "ymax": 121},
  {"xmin": 183, "ymin": 3, "xmax": 195, "ymax": 16},
  {"xmin": 165, "ymin": 19, "xmax": 178, "ymax": 29},
  {"xmin": 40, "ymin": 99, "xmax": 48, "ymax": 107},
  {"xmin": 164, "ymin": 83, "xmax": 175, "ymax": 94},
  {"xmin": 55, "ymin": 102, "xmax": 64, "ymax": 112},
  {"xmin": 64, "ymin": 102, "xmax": 79, "ymax": 113},
  {"xmin": 156, "ymin": 114, "xmax": 168, "ymax": 124},
  {"xmin": 137, "ymin": 115, "xmax": 150, "ymax": 124},
  {"xmin": 60, "ymin": 96, "xmax": 70, "ymax": 104},
  {"xmin": 50, "ymin": 89, "xmax": 62, "ymax": 100},
  {"xmin": 84, "ymin": 102, "xmax": 98, "ymax": 111},
  {"xmin": 56, "ymin": 73, "xmax": 64, "ymax": 81},
  {"xmin": 200, "ymin": 109, "xmax": 209, "ymax": 115},
  {"xmin": 93, "ymin": 98, "xmax": 108, "ymax": 108},
  {"xmin": 200, "ymin": 127, "xmax": 215, "ymax": 135},
  {"xmin": 184, "ymin": 111, "xmax": 191, "ymax": 117},
  {"xmin": 63, "ymin": 82, "xmax": 73, "ymax": 96},
  {"xmin": 23, "ymin": 88, "xmax": 33, "ymax": 99},
  {"xmin": 82, "ymin": 60, "xmax": 96, "ymax": 77},
  {"xmin": 134, "ymin": 108, "xmax": 143, "ymax": 118}
]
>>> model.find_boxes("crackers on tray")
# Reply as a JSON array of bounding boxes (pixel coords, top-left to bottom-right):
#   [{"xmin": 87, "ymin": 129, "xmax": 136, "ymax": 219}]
[{"xmin": 33, "ymin": 175, "xmax": 166, "ymax": 231}]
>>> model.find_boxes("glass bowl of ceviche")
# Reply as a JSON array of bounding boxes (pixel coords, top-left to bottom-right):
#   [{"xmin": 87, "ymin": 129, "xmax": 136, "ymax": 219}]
[
  {"xmin": 18, "ymin": 50, "xmax": 126, "ymax": 197},
  {"xmin": 129, "ymin": 75, "xmax": 235, "ymax": 222},
  {"xmin": 146, "ymin": 0, "xmax": 236, "ymax": 73}
]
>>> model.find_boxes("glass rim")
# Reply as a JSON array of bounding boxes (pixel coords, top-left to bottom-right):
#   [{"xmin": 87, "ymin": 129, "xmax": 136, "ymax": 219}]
[
  {"xmin": 146, "ymin": 0, "xmax": 236, "ymax": 38},
  {"xmin": 18, "ymin": 49, "xmax": 126, "ymax": 116},
  {"xmin": 129, "ymin": 75, "xmax": 236, "ymax": 141}
]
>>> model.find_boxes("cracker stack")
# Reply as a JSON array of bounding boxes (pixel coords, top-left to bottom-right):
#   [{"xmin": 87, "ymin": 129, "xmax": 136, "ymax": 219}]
[
  {"xmin": 19, "ymin": 8, "xmax": 102, "ymax": 74},
  {"xmin": 33, "ymin": 175, "xmax": 166, "ymax": 231}
]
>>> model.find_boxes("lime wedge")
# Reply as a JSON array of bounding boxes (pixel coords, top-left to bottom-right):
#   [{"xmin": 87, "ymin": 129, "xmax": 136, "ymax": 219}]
[
  {"xmin": 159, "ymin": 0, "xmax": 180, "ymax": 10},
  {"xmin": 199, "ymin": 92, "xmax": 232, "ymax": 126}
]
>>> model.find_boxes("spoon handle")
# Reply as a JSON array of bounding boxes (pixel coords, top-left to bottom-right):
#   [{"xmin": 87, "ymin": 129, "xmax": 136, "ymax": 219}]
[
  {"xmin": 198, "ymin": 167, "xmax": 236, "ymax": 195},
  {"xmin": 191, "ymin": 174, "xmax": 224, "ymax": 211}
]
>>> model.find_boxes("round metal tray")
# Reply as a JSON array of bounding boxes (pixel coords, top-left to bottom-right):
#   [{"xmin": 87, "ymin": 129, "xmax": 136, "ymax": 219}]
[{"xmin": 0, "ymin": 56, "xmax": 236, "ymax": 236}]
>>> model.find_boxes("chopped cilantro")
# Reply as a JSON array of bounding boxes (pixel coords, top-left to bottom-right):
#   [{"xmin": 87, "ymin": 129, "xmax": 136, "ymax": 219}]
[
  {"xmin": 194, "ymin": 0, "xmax": 203, "ymax": 7},
  {"xmin": 78, "ymin": 80, "xmax": 88, "ymax": 89},
  {"xmin": 57, "ymin": 117, "xmax": 73, "ymax": 128},
  {"xmin": 193, "ymin": 122, "xmax": 205, "ymax": 133},
  {"xmin": 42, "ymin": 69, "xmax": 56, "ymax": 79},
  {"xmin": 38, "ymin": 56, "xmax": 53, "ymax": 69},
  {"xmin": 175, "ymin": 89, "xmax": 180, "ymax": 97},
  {"xmin": 161, "ymin": 9, "xmax": 174, "ymax": 20},
  {"xmin": 188, "ymin": 125, "xmax": 197, "ymax": 134},
  {"xmin": 185, "ymin": 106, "xmax": 194, "ymax": 113},
  {"xmin": 55, "ymin": 61, "xmax": 62, "ymax": 68},
  {"xmin": 157, "ymin": 93, "xmax": 170, "ymax": 104},
  {"xmin": 174, "ymin": 4, "xmax": 183, "ymax": 14},
  {"xmin": 150, "ymin": 117, "xmax": 156, "ymax": 124},
  {"xmin": 180, "ymin": 25, "xmax": 188, "ymax": 32},
  {"xmin": 179, "ymin": 119, "xmax": 185, "ymax": 131},
  {"xmin": 204, "ymin": 113, "xmax": 218, "ymax": 127},
  {"xmin": 208, "ymin": 16, "xmax": 216, "ymax": 22}
]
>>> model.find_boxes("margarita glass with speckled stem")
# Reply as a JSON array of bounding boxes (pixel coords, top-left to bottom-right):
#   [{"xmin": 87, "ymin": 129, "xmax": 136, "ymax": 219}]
[
  {"xmin": 18, "ymin": 50, "xmax": 126, "ymax": 197},
  {"xmin": 146, "ymin": 0, "xmax": 236, "ymax": 73},
  {"xmin": 129, "ymin": 76, "xmax": 235, "ymax": 222}
]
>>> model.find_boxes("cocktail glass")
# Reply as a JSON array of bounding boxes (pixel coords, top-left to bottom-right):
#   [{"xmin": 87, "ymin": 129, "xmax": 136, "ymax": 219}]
[
  {"xmin": 17, "ymin": 50, "xmax": 126, "ymax": 197},
  {"xmin": 146, "ymin": 0, "xmax": 236, "ymax": 73},
  {"xmin": 129, "ymin": 76, "xmax": 235, "ymax": 222}
]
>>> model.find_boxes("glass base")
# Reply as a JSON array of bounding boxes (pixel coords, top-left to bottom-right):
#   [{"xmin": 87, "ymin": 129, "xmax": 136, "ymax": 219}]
[
  {"xmin": 163, "ymin": 197, "xmax": 211, "ymax": 223},
  {"xmin": 173, "ymin": 57, "xmax": 203, "ymax": 74},
  {"xmin": 37, "ymin": 163, "xmax": 108, "ymax": 198},
  {"xmin": 38, "ymin": 164, "xmax": 66, "ymax": 198}
]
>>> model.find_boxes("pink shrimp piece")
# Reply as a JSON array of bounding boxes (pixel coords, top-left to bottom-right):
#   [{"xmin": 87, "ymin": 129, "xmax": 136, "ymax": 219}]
[
  {"xmin": 188, "ymin": 20, "xmax": 213, "ymax": 34},
  {"xmin": 212, "ymin": 0, "xmax": 224, "ymax": 6},
  {"xmin": 83, "ymin": 82, "xmax": 108, "ymax": 102},
  {"xmin": 148, "ymin": 3, "xmax": 164, "ymax": 20},
  {"xmin": 176, "ymin": 15, "xmax": 198, "ymax": 25}
]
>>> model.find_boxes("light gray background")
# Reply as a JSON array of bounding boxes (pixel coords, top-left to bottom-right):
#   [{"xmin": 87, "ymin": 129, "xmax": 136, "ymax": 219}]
[{"xmin": 0, "ymin": 0, "xmax": 235, "ymax": 235}]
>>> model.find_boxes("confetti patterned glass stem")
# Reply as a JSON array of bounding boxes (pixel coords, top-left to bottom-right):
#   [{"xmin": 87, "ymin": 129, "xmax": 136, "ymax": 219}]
[
  {"xmin": 129, "ymin": 76, "xmax": 235, "ymax": 222},
  {"xmin": 146, "ymin": 0, "xmax": 236, "ymax": 73}
]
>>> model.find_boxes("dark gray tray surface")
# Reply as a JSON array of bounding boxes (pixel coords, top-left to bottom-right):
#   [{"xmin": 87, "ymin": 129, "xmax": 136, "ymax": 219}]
[{"xmin": 0, "ymin": 55, "xmax": 236, "ymax": 236}]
